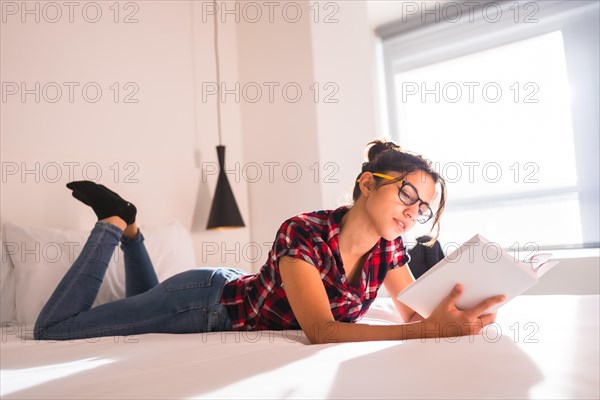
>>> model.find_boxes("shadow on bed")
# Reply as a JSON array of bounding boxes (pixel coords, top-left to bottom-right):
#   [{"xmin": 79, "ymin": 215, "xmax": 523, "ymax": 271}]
[{"xmin": 327, "ymin": 333, "xmax": 544, "ymax": 399}]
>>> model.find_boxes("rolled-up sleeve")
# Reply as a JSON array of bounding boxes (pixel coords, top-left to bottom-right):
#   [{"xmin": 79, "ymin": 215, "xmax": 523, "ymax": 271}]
[
  {"xmin": 273, "ymin": 219, "xmax": 321, "ymax": 269},
  {"xmin": 389, "ymin": 238, "xmax": 411, "ymax": 270}
]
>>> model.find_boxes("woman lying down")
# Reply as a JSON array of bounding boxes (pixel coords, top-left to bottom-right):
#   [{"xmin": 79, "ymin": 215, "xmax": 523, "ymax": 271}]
[{"xmin": 34, "ymin": 139, "xmax": 505, "ymax": 344}]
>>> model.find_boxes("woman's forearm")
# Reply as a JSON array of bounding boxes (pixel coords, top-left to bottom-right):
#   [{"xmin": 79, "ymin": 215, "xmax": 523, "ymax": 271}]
[{"xmin": 305, "ymin": 320, "xmax": 425, "ymax": 344}]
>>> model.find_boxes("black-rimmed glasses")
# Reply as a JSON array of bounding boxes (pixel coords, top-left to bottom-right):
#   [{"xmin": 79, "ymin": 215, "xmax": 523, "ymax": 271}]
[{"xmin": 358, "ymin": 172, "xmax": 433, "ymax": 224}]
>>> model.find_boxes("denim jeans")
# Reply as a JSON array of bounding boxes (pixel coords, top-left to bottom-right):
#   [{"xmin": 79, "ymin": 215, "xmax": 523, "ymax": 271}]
[{"xmin": 34, "ymin": 221, "xmax": 245, "ymax": 340}]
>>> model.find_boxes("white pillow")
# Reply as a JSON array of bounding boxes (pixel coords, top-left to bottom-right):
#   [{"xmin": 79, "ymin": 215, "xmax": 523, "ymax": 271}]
[
  {"xmin": 2, "ymin": 221, "xmax": 196, "ymax": 325},
  {"xmin": 1, "ymin": 239, "xmax": 17, "ymax": 323},
  {"xmin": 360, "ymin": 297, "xmax": 405, "ymax": 324}
]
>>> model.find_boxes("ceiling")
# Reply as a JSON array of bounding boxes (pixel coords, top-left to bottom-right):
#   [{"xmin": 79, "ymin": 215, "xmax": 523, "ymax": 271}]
[{"xmin": 366, "ymin": 0, "xmax": 452, "ymax": 30}]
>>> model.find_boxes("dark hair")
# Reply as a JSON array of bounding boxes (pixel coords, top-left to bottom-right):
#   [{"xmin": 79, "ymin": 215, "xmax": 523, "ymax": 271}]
[{"xmin": 352, "ymin": 139, "xmax": 447, "ymax": 245}]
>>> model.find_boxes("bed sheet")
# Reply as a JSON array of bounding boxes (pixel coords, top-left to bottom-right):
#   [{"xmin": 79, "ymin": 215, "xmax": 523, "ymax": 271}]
[{"xmin": 1, "ymin": 295, "xmax": 598, "ymax": 399}]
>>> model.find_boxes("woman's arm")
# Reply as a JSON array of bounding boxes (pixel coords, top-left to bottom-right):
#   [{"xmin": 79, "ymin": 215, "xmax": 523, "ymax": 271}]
[
  {"xmin": 278, "ymin": 256, "xmax": 424, "ymax": 344},
  {"xmin": 279, "ymin": 256, "xmax": 505, "ymax": 344},
  {"xmin": 382, "ymin": 265, "xmax": 423, "ymax": 322}
]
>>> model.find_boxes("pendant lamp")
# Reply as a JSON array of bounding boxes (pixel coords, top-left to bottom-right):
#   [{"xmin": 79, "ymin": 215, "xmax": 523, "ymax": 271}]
[{"xmin": 206, "ymin": 0, "xmax": 245, "ymax": 230}]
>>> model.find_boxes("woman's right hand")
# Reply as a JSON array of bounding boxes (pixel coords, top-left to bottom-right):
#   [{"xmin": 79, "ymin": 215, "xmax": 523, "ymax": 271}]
[{"xmin": 420, "ymin": 283, "xmax": 506, "ymax": 338}]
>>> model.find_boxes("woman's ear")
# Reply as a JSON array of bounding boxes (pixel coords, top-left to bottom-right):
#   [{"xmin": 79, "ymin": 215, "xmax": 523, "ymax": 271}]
[{"xmin": 358, "ymin": 172, "xmax": 376, "ymax": 196}]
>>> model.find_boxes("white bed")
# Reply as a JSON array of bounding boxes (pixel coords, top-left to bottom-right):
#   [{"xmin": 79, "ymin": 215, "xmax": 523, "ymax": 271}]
[
  {"xmin": 1, "ymin": 295, "xmax": 599, "ymax": 399},
  {"xmin": 1, "ymin": 222, "xmax": 599, "ymax": 399}
]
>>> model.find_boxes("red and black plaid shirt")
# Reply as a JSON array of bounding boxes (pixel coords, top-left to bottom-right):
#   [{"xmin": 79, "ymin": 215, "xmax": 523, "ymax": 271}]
[{"xmin": 219, "ymin": 205, "xmax": 411, "ymax": 330}]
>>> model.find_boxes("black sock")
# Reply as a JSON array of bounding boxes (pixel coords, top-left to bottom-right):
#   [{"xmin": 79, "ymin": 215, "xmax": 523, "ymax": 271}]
[{"xmin": 66, "ymin": 180, "xmax": 137, "ymax": 225}]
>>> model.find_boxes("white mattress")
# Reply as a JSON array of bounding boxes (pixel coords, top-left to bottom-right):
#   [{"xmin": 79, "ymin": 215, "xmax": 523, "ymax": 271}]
[{"xmin": 1, "ymin": 295, "xmax": 599, "ymax": 399}]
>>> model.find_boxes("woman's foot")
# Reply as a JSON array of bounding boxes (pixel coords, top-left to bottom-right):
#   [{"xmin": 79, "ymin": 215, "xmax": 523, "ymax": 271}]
[{"xmin": 66, "ymin": 180, "xmax": 137, "ymax": 225}]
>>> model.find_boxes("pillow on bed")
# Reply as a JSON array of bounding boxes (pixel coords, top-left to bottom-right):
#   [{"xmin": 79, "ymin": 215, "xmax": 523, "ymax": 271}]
[
  {"xmin": 2, "ymin": 221, "xmax": 196, "ymax": 325},
  {"xmin": 1, "ymin": 239, "xmax": 17, "ymax": 323}
]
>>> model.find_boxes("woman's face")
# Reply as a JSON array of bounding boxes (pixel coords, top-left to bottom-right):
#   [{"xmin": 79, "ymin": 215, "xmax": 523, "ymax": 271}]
[{"xmin": 362, "ymin": 170, "xmax": 436, "ymax": 241}]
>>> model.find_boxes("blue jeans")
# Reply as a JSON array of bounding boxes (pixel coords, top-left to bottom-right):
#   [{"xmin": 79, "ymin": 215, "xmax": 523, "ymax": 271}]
[{"xmin": 34, "ymin": 221, "xmax": 244, "ymax": 340}]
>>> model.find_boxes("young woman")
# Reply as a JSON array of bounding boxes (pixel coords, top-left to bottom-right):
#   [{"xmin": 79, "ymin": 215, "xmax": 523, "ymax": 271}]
[{"xmin": 34, "ymin": 140, "xmax": 505, "ymax": 344}]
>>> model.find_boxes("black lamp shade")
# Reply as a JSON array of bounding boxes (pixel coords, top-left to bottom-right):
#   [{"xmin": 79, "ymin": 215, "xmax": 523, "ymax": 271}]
[{"xmin": 206, "ymin": 145, "xmax": 245, "ymax": 229}]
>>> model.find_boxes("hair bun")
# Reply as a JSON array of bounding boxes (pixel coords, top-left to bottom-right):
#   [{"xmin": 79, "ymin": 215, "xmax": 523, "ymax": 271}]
[{"xmin": 366, "ymin": 139, "xmax": 401, "ymax": 162}]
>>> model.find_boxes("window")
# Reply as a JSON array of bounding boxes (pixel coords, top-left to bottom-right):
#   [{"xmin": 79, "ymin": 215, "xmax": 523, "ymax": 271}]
[{"xmin": 378, "ymin": 1, "xmax": 599, "ymax": 251}]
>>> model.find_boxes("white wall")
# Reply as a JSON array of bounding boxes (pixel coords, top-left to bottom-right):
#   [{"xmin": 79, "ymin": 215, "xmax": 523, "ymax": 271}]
[
  {"xmin": 310, "ymin": 1, "xmax": 377, "ymax": 210},
  {"xmin": 1, "ymin": 1, "xmax": 378, "ymax": 273},
  {"xmin": 235, "ymin": 1, "xmax": 322, "ymax": 272},
  {"xmin": 235, "ymin": 1, "xmax": 378, "ymax": 270},
  {"xmin": 0, "ymin": 1, "xmax": 251, "ymax": 269}
]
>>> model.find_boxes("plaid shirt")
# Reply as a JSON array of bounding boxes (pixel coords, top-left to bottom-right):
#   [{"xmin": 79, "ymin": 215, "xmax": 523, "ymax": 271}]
[{"xmin": 219, "ymin": 205, "xmax": 411, "ymax": 331}]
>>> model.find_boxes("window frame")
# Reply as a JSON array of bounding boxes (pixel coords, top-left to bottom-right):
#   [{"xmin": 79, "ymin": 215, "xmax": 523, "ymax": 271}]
[{"xmin": 377, "ymin": 0, "xmax": 599, "ymax": 250}]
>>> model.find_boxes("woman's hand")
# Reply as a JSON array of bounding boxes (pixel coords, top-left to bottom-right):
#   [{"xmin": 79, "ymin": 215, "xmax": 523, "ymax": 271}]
[
  {"xmin": 408, "ymin": 311, "xmax": 424, "ymax": 322},
  {"xmin": 421, "ymin": 283, "xmax": 506, "ymax": 338}
]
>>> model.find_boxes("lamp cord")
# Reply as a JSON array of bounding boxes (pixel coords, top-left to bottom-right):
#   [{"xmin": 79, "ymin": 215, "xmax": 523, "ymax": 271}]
[{"xmin": 213, "ymin": 0, "xmax": 222, "ymax": 146}]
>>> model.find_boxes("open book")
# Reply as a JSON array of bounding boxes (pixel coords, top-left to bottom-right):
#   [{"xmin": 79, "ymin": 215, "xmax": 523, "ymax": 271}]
[{"xmin": 396, "ymin": 233, "xmax": 559, "ymax": 318}]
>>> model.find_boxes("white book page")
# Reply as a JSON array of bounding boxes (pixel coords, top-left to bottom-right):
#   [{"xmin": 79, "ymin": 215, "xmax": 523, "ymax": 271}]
[
  {"xmin": 397, "ymin": 234, "xmax": 542, "ymax": 318},
  {"xmin": 522, "ymin": 253, "xmax": 553, "ymax": 270}
]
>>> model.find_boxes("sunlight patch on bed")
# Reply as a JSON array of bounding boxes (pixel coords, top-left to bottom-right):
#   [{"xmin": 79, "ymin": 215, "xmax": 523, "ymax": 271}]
[
  {"xmin": 187, "ymin": 341, "xmax": 397, "ymax": 399},
  {"xmin": 1, "ymin": 357, "xmax": 116, "ymax": 397}
]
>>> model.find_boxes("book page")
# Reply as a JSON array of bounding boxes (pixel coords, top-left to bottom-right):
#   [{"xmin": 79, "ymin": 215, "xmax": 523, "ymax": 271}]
[{"xmin": 522, "ymin": 253, "xmax": 553, "ymax": 271}]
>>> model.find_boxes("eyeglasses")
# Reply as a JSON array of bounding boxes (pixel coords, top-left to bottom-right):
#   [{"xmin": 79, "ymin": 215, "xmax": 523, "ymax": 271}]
[{"xmin": 357, "ymin": 172, "xmax": 434, "ymax": 224}]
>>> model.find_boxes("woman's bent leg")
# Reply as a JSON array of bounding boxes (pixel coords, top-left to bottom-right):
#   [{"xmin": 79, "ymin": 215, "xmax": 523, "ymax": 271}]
[
  {"xmin": 120, "ymin": 229, "xmax": 159, "ymax": 297},
  {"xmin": 34, "ymin": 221, "xmax": 123, "ymax": 338},
  {"xmin": 34, "ymin": 268, "xmax": 241, "ymax": 340}
]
